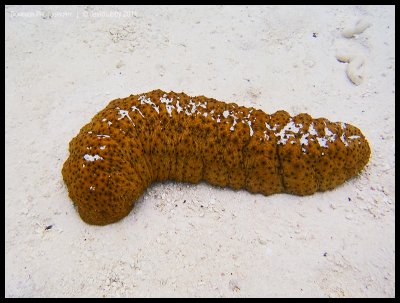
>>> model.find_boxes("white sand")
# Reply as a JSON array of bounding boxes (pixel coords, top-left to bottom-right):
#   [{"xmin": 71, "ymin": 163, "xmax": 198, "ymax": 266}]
[{"xmin": 5, "ymin": 5, "xmax": 395, "ymax": 298}]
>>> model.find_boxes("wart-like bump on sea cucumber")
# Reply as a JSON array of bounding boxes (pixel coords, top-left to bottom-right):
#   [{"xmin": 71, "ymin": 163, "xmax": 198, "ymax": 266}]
[{"xmin": 62, "ymin": 90, "xmax": 371, "ymax": 225}]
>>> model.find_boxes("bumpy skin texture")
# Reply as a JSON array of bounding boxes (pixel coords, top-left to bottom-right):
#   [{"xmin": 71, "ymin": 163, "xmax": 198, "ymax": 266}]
[{"xmin": 62, "ymin": 90, "xmax": 371, "ymax": 225}]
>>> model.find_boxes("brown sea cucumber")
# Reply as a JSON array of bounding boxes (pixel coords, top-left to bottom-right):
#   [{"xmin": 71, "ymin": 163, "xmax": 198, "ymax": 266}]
[{"xmin": 62, "ymin": 90, "xmax": 371, "ymax": 225}]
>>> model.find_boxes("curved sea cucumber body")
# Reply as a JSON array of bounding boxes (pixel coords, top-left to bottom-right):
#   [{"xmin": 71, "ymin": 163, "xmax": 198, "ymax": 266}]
[{"xmin": 62, "ymin": 90, "xmax": 371, "ymax": 225}]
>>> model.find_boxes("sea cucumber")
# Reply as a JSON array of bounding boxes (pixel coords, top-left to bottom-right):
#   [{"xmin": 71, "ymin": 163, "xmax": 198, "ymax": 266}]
[{"xmin": 62, "ymin": 90, "xmax": 371, "ymax": 225}]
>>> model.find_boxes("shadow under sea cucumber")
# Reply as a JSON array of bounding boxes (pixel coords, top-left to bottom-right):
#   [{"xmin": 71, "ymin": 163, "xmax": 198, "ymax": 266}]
[{"xmin": 62, "ymin": 90, "xmax": 371, "ymax": 225}]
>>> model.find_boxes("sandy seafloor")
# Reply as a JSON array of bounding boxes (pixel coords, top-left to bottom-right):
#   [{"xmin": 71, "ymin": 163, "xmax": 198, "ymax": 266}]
[{"xmin": 5, "ymin": 5, "xmax": 395, "ymax": 298}]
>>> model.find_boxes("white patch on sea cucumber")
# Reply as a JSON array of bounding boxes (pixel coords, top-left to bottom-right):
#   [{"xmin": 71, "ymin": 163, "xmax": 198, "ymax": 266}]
[
  {"xmin": 275, "ymin": 120, "xmax": 301, "ymax": 145},
  {"xmin": 246, "ymin": 110, "xmax": 253, "ymax": 120},
  {"xmin": 139, "ymin": 95, "xmax": 160, "ymax": 114},
  {"xmin": 99, "ymin": 145, "xmax": 106, "ymax": 150},
  {"xmin": 89, "ymin": 186, "xmax": 95, "ymax": 191},
  {"xmin": 230, "ymin": 118, "xmax": 238, "ymax": 131},
  {"xmin": 131, "ymin": 105, "xmax": 145, "ymax": 118},
  {"xmin": 285, "ymin": 121, "xmax": 301, "ymax": 133},
  {"xmin": 265, "ymin": 122, "xmax": 277, "ymax": 131},
  {"xmin": 300, "ymin": 133, "xmax": 309, "ymax": 146},
  {"xmin": 160, "ymin": 97, "xmax": 173, "ymax": 105},
  {"xmin": 117, "ymin": 109, "xmax": 135, "ymax": 126},
  {"xmin": 317, "ymin": 137, "xmax": 329, "ymax": 148},
  {"xmin": 84, "ymin": 154, "xmax": 104, "ymax": 161},
  {"xmin": 348, "ymin": 135, "xmax": 361, "ymax": 140},
  {"xmin": 340, "ymin": 133, "xmax": 349, "ymax": 147},
  {"xmin": 325, "ymin": 127, "xmax": 334, "ymax": 137},
  {"xmin": 176, "ymin": 101, "xmax": 183, "ymax": 113},
  {"xmin": 160, "ymin": 97, "xmax": 175, "ymax": 117},
  {"xmin": 199, "ymin": 102, "xmax": 207, "ymax": 109},
  {"xmin": 309, "ymin": 123, "xmax": 318, "ymax": 136},
  {"xmin": 188, "ymin": 99, "xmax": 197, "ymax": 114},
  {"xmin": 223, "ymin": 110, "xmax": 229, "ymax": 118},
  {"xmin": 263, "ymin": 130, "xmax": 270, "ymax": 140},
  {"xmin": 324, "ymin": 127, "xmax": 336, "ymax": 142},
  {"xmin": 107, "ymin": 121, "xmax": 112, "ymax": 126},
  {"xmin": 277, "ymin": 133, "xmax": 295, "ymax": 145},
  {"xmin": 97, "ymin": 134, "xmax": 110, "ymax": 138},
  {"xmin": 167, "ymin": 105, "xmax": 175, "ymax": 116},
  {"xmin": 248, "ymin": 121, "xmax": 254, "ymax": 136}
]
